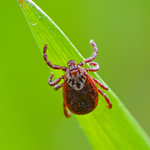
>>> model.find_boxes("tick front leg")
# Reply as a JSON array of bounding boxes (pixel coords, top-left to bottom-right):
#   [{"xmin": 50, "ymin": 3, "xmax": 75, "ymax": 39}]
[
  {"xmin": 92, "ymin": 78, "xmax": 108, "ymax": 90},
  {"xmin": 63, "ymin": 101, "xmax": 71, "ymax": 118},
  {"xmin": 98, "ymin": 89, "xmax": 112, "ymax": 109},
  {"xmin": 48, "ymin": 74, "xmax": 64, "ymax": 90},
  {"xmin": 85, "ymin": 62, "xmax": 99, "ymax": 72},
  {"xmin": 78, "ymin": 40, "xmax": 98, "ymax": 66},
  {"xmin": 43, "ymin": 45, "xmax": 67, "ymax": 71},
  {"xmin": 84, "ymin": 40, "xmax": 98, "ymax": 63}
]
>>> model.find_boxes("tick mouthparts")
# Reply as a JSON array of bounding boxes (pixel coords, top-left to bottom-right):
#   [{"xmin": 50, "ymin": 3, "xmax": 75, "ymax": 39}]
[{"xmin": 69, "ymin": 65, "xmax": 78, "ymax": 72}]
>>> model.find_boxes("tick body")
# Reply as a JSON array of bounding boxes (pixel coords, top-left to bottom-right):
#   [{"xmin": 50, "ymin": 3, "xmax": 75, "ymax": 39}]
[{"xmin": 43, "ymin": 40, "xmax": 112, "ymax": 118}]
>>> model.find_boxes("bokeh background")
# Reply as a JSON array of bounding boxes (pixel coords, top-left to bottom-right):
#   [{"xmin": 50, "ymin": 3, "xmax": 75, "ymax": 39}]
[{"xmin": 0, "ymin": 0, "xmax": 150, "ymax": 149}]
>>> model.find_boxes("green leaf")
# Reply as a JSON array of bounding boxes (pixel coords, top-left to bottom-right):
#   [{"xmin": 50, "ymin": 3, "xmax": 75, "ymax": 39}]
[{"xmin": 18, "ymin": 0, "xmax": 150, "ymax": 149}]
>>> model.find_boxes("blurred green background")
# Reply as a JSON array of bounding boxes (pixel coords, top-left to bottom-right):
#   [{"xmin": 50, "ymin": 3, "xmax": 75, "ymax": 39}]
[{"xmin": 0, "ymin": 0, "xmax": 150, "ymax": 149}]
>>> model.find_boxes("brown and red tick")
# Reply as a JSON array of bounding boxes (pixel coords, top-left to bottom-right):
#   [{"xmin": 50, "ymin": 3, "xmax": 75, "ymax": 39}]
[{"xmin": 43, "ymin": 40, "xmax": 112, "ymax": 118}]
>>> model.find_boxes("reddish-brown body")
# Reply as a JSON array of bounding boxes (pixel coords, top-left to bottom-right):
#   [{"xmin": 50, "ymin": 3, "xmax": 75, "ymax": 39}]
[
  {"xmin": 43, "ymin": 40, "xmax": 112, "ymax": 118},
  {"xmin": 63, "ymin": 67, "xmax": 98, "ymax": 115}
]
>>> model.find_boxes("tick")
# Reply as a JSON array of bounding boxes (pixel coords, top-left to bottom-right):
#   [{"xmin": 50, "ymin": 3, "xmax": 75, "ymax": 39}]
[{"xmin": 43, "ymin": 40, "xmax": 112, "ymax": 118}]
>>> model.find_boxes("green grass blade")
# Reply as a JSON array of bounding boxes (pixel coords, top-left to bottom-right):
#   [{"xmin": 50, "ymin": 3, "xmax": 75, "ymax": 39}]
[{"xmin": 17, "ymin": 0, "xmax": 150, "ymax": 149}]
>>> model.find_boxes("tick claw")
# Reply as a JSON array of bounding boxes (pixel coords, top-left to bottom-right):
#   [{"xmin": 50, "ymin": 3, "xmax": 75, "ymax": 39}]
[{"xmin": 107, "ymin": 104, "xmax": 112, "ymax": 109}]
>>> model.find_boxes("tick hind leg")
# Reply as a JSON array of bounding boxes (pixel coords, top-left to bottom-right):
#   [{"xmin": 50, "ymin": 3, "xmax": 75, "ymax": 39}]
[
  {"xmin": 98, "ymin": 89, "xmax": 112, "ymax": 109},
  {"xmin": 92, "ymin": 78, "xmax": 108, "ymax": 90},
  {"xmin": 48, "ymin": 74, "xmax": 64, "ymax": 90},
  {"xmin": 63, "ymin": 101, "xmax": 71, "ymax": 118}
]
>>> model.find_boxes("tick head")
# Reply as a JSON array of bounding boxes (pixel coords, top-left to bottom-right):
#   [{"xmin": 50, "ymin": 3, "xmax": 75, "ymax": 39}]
[{"xmin": 67, "ymin": 60, "xmax": 78, "ymax": 73}]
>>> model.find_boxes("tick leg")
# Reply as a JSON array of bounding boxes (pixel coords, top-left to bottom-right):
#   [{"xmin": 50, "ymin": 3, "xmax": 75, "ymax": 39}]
[
  {"xmin": 92, "ymin": 78, "xmax": 108, "ymax": 90},
  {"xmin": 54, "ymin": 83, "xmax": 64, "ymax": 90},
  {"xmin": 78, "ymin": 40, "xmax": 98, "ymax": 66},
  {"xmin": 98, "ymin": 89, "xmax": 112, "ymax": 109},
  {"xmin": 63, "ymin": 101, "xmax": 71, "ymax": 118},
  {"xmin": 48, "ymin": 74, "xmax": 64, "ymax": 90},
  {"xmin": 85, "ymin": 62, "xmax": 99, "ymax": 72},
  {"xmin": 43, "ymin": 45, "xmax": 67, "ymax": 71}
]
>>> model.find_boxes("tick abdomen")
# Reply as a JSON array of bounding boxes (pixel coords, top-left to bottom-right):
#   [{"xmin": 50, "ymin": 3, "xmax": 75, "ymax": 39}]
[{"xmin": 63, "ymin": 75, "xmax": 98, "ymax": 114}]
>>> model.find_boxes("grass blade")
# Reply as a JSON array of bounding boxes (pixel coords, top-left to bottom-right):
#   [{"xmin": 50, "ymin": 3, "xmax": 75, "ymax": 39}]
[{"xmin": 18, "ymin": 0, "xmax": 150, "ymax": 149}]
